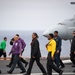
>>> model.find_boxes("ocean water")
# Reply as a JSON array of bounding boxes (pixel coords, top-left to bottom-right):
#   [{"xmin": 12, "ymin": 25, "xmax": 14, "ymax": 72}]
[{"xmin": 0, "ymin": 30, "xmax": 71, "ymax": 58}]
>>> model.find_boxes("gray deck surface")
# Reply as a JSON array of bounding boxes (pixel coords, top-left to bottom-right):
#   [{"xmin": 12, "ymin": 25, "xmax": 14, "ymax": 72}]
[{"xmin": 0, "ymin": 59, "xmax": 75, "ymax": 75}]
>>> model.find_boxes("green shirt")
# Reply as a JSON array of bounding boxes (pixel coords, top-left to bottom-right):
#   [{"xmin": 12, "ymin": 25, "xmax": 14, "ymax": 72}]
[{"xmin": 0, "ymin": 40, "xmax": 6, "ymax": 51}]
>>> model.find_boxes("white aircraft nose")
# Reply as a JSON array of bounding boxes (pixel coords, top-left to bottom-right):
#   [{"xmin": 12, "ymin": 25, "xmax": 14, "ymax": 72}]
[
  {"xmin": 43, "ymin": 30, "xmax": 50, "ymax": 37},
  {"xmin": 43, "ymin": 25, "xmax": 68, "ymax": 40}
]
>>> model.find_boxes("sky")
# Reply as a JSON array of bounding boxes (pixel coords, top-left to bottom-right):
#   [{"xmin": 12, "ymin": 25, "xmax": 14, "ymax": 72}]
[{"xmin": 0, "ymin": 0, "xmax": 75, "ymax": 30}]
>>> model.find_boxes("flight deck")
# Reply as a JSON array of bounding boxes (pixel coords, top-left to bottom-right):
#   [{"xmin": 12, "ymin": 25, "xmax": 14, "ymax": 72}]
[{"xmin": 0, "ymin": 59, "xmax": 75, "ymax": 75}]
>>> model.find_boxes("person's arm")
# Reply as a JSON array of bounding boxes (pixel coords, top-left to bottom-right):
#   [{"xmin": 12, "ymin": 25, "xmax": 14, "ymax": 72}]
[
  {"xmin": 51, "ymin": 41, "xmax": 56, "ymax": 58},
  {"xmin": 18, "ymin": 41, "xmax": 22, "ymax": 55},
  {"xmin": 71, "ymin": 38, "xmax": 75, "ymax": 52},
  {"xmin": 57, "ymin": 38, "xmax": 62, "ymax": 51},
  {"xmin": 46, "ymin": 42, "xmax": 50, "ymax": 52},
  {"xmin": 73, "ymin": 38, "xmax": 75, "ymax": 50},
  {"xmin": 73, "ymin": 38, "xmax": 75, "ymax": 54},
  {"xmin": 21, "ymin": 39, "xmax": 26, "ymax": 49},
  {"xmin": 9, "ymin": 47, "xmax": 13, "ymax": 56},
  {"xmin": 9, "ymin": 51, "xmax": 11, "ymax": 55}
]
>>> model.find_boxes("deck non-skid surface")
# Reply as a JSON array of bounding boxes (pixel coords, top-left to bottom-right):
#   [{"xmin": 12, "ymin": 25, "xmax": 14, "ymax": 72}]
[
  {"xmin": 0, "ymin": 59, "xmax": 75, "ymax": 75},
  {"xmin": 1, "ymin": 73, "xmax": 75, "ymax": 75}
]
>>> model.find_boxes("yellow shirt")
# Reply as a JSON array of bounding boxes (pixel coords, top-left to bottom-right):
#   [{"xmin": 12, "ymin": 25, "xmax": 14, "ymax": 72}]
[{"xmin": 46, "ymin": 39, "xmax": 56, "ymax": 57}]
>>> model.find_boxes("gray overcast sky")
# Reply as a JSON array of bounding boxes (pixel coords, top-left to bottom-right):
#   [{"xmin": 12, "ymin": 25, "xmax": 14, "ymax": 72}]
[{"xmin": 0, "ymin": 0, "xmax": 75, "ymax": 30}]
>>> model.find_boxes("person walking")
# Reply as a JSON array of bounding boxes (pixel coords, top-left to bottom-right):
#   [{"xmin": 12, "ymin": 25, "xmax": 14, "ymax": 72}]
[
  {"xmin": 0, "ymin": 37, "xmax": 7, "ymax": 60},
  {"xmin": 7, "ymin": 36, "xmax": 26, "ymax": 74},
  {"xmin": 24, "ymin": 33, "xmax": 47, "ymax": 75},
  {"xmin": 6, "ymin": 38, "xmax": 16, "ymax": 68},
  {"xmin": 54, "ymin": 31, "xmax": 65, "ymax": 68},
  {"xmin": 7, "ymin": 35, "xmax": 28, "ymax": 68},
  {"xmin": 16, "ymin": 34, "xmax": 28, "ymax": 67},
  {"xmin": 46, "ymin": 33, "xmax": 63, "ymax": 75},
  {"xmin": 70, "ymin": 31, "xmax": 75, "ymax": 72}
]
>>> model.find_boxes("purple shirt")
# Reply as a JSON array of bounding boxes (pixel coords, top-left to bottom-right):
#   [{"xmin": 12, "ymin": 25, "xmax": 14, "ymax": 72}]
[
  {"xmin": 9, "ymin": 40, "xmax": 22, "ymax": 55},
  {"xmin": 19, "ymin": 38, "xmax": 26, "ymax": 50}
]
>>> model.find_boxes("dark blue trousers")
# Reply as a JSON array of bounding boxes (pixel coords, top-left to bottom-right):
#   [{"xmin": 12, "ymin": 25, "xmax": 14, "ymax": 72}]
[{"xmin": 55, "ymin": 51, "xmax": 64, "ymax": 67}]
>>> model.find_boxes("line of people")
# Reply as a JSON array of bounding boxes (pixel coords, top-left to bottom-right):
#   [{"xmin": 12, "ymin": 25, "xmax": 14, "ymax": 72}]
[{"xmin": 0, "ymin": 31, "xmax": 75, "ymax": 75}]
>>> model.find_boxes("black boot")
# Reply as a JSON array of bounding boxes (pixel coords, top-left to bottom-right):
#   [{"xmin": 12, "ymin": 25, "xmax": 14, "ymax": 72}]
[
  {"xmin": 0, "ymin": 70, "xmax": 2, "ymax": 74},
  {"xmin": 7, "ymin": 71, "xmax": 12, "ymax": 74},
  {"xmin": 59, "ymin": 70, "xmax": 63, "ymax": 75},
  {"xmin": 24, "ymin": 73, "xmax": 30, "ymax": 75},
  {"xmin": 43, "ymin": 73, "xmax": 47, "ymax": 75},
  {"xmin": 6, "ymin": 65, "xmax": 11, "ymax": 68},
  {"xmin": 60, "ymin": 65, "xmax": 65, "ymax": 68},
  {"xmin": 25, "ymin": 62, "xmax": 28, "ymax": 67},
  {"xmin": 20, "ymin": 71, "xmax": 26, "ymax": 73},
  {"xmin": 73, "ymin": 70, "xmax": 75, "ymax": 72}
]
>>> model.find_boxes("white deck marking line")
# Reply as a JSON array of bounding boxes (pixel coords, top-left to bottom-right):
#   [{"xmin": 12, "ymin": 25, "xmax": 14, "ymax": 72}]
[
  {"xmin": 53, "ymin": 72, "xmax": 75, "ymax": 74},
  {"xmin": 62, "ymin": 60, "xmax": 71, "ymax": 63}
]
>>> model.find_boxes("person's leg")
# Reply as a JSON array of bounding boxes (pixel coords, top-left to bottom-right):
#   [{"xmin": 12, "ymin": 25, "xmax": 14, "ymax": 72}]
[
  {"xmin": 70, "ymin": 52, "xmax": 75, "ymax": 66},
  {"xmin": 20, "ymin": 49, "xmax": 28, "ymax": 67},
  {"xmin": 73, "ymin": 69, "xmax": 75, "ymax": 72},
  {"xmin": 36, "ymin": 58, "xmax": 46, "ymax": 74},
  {"xmin": 9, "ymin": 55, "xmax": 14, "ymax": 66},
  {"xmin": 0, "ymin": 48, "xmax": 2, "ymax": 74},
  {"xmin": 6, "ymin": 55, "xmax": 14, "ymax": 67},
  {"xmin": 48, "ymin": 52, "xmax": 63, "ymax": 75},
  {"xmin": 7, "ymin": 55, "xmax": 19, "ymax": 73},
  {"xmin": 52, "ymin": 62, "xmax": 63, "ymax": 75},
  {"xmin": 0, "ymin": 50, "xmax": 3, "ymax": 57},
  {"xmin": 59, "ymin": 51, "xmax": 65, "ymax": 68},
  {"xmin": 20, "ymin": 57, "xmax": 28, "ymax": 67},
  {"xmin": 55, "ymin": 52, "xmax": 60, "ymax": 67},
  {"xmin": 47, "ymin": 57, "xmax": 52, "ymax": 75},
  {"xmin": 52, "ymin": 62, "xmax": 61, "ymax": 73},
  {"xmin": 51, "ymin": 52, "xmax": 62, "ymax": 73},
  {"xmin": 20, "ymin": 57, "xmax": 27, "ymax": 64},
  {"xmin": 60, "ymin": 59, "xmax": 65, "ymax": 67},
  {"xmin": 26, "ymin": 58, "xmax": 35, "ymax": 75},
  {"xmin": 17, "ymin": 57, "xmax": 26, "ymax": 73},
  {"xmin": 47, "ymin": 53, "xmax": 53, "ymax": 75},
  {"xmin": 0, "ymin": 70, "xmax": 2, "ymax": 74},
  {"xmin": 3, "ymin": 52, "xmax": 7, "ymax": 60}
]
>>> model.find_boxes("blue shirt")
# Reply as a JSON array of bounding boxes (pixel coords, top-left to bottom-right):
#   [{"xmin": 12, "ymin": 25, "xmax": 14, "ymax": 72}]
[{"xmin": 54, "ymin": 36, "xmax": 62, "ymax": 50}]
